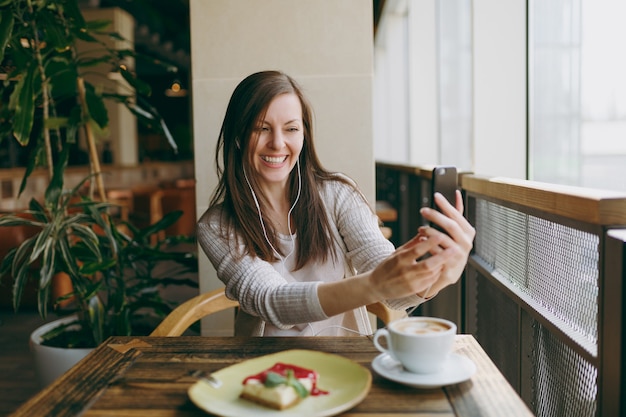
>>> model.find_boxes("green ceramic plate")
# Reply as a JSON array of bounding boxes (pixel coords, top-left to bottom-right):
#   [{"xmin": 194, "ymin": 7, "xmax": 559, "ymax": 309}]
[{"xmin": 188, "ymin": 349, "xmax": 371, "ymax": 417}]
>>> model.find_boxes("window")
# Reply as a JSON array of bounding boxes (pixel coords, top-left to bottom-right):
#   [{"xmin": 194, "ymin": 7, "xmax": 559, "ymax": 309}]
[
  {"xmin": 529, "ymin": 0, "xmax": 626, "ymax": 191},
  {"xmin": 373, "ymin": 0, "xmax": 472, "ymax": 169},
  {"xmin": 436, "ymin": 0, "xmax": 473, "ymax": 171}
]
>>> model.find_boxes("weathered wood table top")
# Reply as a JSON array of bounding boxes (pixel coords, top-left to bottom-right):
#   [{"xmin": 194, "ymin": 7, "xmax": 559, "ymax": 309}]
[{"xmin": 10, "ymin": 334, "xmax": 533, "ymax": 417}]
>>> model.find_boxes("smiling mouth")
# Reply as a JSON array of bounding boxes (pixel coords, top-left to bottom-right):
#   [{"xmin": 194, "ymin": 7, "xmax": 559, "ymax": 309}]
[{"xmin": 261, "ymin": 155, "xmax": 288, "ymax": 164}]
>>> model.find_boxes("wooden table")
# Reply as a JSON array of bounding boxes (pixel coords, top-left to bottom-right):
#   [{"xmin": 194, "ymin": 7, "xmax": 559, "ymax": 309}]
[{"xmin": 10, "ymin": 335, "xmax": 533, "ymax": 417}]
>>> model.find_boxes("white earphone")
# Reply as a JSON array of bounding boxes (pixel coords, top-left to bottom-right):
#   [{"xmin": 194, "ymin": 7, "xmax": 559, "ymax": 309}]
[{"xmin": 243, "ymin": 158, "xmax": 301, "ymax": 266}]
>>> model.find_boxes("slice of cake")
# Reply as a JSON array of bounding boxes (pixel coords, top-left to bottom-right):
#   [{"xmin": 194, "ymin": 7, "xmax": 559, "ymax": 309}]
[{"xmin": 240, "ymin": 362, "xmax": 327, "ymax": 410}]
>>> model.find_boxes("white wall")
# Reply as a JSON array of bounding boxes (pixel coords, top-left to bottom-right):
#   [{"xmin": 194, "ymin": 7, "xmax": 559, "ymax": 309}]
[{"xmin": 190, "ymin": 0, "xmax": 374, "ymax": 335}]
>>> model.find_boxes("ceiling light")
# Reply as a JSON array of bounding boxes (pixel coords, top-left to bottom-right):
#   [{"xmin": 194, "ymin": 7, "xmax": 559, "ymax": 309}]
[{"xmin": 165, "ymin": 80, "xmax": 188, "ymax": 97}]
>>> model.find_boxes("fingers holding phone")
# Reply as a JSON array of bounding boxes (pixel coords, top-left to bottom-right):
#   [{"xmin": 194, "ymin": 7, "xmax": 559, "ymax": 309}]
[
  {"xmin": 429, "ymin": 166, "xmax": 457, "ymax": 232},
  {"xmin": 422, "ymin": 190, "xmax": 473, "ymax": 246},
  {"xmin": 420, "ymin": 166, "xmax": 474, "ymax": 256}
]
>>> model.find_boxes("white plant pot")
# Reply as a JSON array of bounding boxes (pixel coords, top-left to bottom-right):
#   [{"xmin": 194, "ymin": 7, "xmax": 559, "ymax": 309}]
[{"xmin": 29, "ymin": 316, "xmax": 94, "ymax": 387}]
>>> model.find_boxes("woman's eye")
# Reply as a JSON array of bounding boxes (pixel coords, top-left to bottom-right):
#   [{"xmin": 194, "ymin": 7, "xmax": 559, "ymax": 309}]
[{"xmin": 287, "ymin": 127, "xmax": 300, "ymax": 132}]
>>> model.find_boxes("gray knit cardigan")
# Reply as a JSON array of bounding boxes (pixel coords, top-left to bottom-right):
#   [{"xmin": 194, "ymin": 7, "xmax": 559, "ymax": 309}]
[{"xmin": 197, "ymin": 175, "xmax": 422, "ymax": 336}]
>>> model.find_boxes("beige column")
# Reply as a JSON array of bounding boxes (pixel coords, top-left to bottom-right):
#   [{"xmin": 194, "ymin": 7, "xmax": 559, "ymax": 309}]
[
  {"xmin": 190, "ymin": 0, "xmax": 374, "ymax": 335},
  {"xmin": 81, "ymin": 8, "xmax": 138, "ymax": 167}
]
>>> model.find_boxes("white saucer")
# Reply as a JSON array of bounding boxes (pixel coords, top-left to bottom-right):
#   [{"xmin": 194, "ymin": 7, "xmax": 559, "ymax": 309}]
[{"xmin": 372, "ymin": 352, "xmax": 476, "ymax": 389}]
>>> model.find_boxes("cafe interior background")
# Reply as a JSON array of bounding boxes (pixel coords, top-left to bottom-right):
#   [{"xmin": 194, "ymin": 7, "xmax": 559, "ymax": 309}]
[{"xmin": 1, "ymin": 0, "xmax": 625, "ymax": 416}]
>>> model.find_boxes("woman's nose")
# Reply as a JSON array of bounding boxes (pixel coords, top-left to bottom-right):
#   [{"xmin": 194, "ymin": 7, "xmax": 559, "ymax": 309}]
[{"xmin": 268, "ymin": 131, "xmax": 285, "ymax": 149}]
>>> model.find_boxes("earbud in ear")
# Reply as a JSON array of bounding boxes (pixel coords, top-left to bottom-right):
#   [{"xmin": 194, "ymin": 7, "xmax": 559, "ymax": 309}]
[{"xmin": 235, "ymin": 138, "xmax": 241, "ymax": 149}]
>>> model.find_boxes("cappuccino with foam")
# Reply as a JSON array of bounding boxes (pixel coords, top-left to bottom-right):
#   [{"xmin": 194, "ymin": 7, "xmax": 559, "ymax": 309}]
[
  {"xmin": 373, "ymin": 316, "xmax": 456, "ymax": 374},
  {"xmin": 391, "ymin": 319, "xmax": 451, "ymax": 335}
]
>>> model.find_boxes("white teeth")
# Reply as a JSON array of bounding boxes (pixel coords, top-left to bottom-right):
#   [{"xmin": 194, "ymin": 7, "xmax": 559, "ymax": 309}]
[{"xmin": 262, "ymin": 156, "xmax": 287, "ymax": 164}]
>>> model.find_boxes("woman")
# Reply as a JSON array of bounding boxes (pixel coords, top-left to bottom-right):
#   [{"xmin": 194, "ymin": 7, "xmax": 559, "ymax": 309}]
[{"xmin": 197, "ymin": 70, "xmax": 475, "ymax": 336}]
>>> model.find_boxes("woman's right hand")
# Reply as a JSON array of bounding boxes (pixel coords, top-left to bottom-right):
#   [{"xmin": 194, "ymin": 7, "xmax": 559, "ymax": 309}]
[
  {"xmin": 368, "ymin": 190, "xmax": 475, "ymax": 301},
  {"xmin": 366, "ymin": 231, "xmax": 449, "ymax": 300}
]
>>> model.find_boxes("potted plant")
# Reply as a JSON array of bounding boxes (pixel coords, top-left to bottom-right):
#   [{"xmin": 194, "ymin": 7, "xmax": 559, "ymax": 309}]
[
  {"xmin": 0, "ymin": 163, "xmax": 197, "ymax": 383},
  {"xmin": 0, "ymin": 0, "xmax": 178, "ymax": 198},
  {"xmin": 0, "ymin": 166, "xmax": 198, "ymax": 385},
  {"xmin": 0, "ymin": 0, "xmax": 196, "ymax": 385}
]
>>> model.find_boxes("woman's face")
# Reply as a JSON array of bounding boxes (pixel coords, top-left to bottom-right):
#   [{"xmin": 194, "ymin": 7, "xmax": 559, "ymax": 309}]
[{"xmin": 250, "ymin": 93, "xmax": 304, "ymax": 190}]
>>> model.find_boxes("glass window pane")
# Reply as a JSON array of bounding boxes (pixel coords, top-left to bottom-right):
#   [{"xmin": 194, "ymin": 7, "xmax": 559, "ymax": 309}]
[
  {"xmin": 437, "ymin": 0, "xmax": 473, "ymax": 171},
  {"xmin": 530, "ymin": 0, "xmax": 626, "ymax": 191}
]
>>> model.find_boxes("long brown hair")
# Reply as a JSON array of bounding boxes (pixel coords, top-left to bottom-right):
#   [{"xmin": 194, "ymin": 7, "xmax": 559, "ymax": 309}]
[{"xmin": 209, "ymin": 70, "xmax": 355, "ymax": 270}]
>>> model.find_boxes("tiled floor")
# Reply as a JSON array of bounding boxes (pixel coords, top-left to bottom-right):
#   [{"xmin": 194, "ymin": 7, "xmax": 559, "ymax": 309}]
[{"xmin": 0, "ymin": 309, "xmax": 51, "ymax": 417}]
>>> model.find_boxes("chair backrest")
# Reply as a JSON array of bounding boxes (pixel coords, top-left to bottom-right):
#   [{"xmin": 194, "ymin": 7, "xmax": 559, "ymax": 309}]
[{"xmin": 150, "ymin": 288, "xmax": 407, "ymax": 337}]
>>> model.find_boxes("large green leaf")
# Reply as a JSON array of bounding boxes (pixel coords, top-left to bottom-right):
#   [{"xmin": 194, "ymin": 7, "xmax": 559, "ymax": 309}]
[
  {"xmin": 62, "ymin": 0, "xmax": 87, "ymax": 32},
  {"xmin": 47, "ymin": 56, "xmax": 78, "ymax": 98},
  {"xmin": 0, "ymin": 213, "xmax": 40, "ymax": 228},
  {"xmin": 88, "ymin": 295, "xmax": 105, "ymax": 344},
  {"xmin": 58, "ymin": 237, "xmax": 81, "ymax": 279},
  {"xmin": 110, "ymin": 273, "xmax": 126, "ymax": 311},
  {"xmin": 44, "ymin": 146, "xmax": 69, "ymax": 208},
  {"xmin": 11, "ymin": 65, "xmax": 36, "ymax": 145},
  {"xmin": 0, "ymin": 7, "xmax": 14, "ymax": 64},
  {"xmin": 85, "ymin": 82, "xmax": 108, "ymax": 128},
  {"xmin": 12, "ymin": 235, "xmax": 36, "ymax": 275},
  {"xmin": 68, "ymin": 223, "xmax": 101, "ymax": 256},
  {"xmin": 36, "ymin": 283, "xmax": 50, "ymax": 319},
  {"xmin": 0, "ymin": 246, "xmax": 14, "ymax": 277},
  {"xmin": 80, "ymin": 258, "xmax": 116, "ymax": 276},
  {"xmin": 11, "ymin": 258, "xmax": 30, "ymax": 309},
  {"xmin": 39, "ymin": 238, "xmax": 57, "ymax": 288},
  {"xmin": 30, "ymin": 231, "xmax": 53, "ymax": 265},
  {"xmin": 119, "ymin": 66, "xmax": 151, "ymax": 96},
  {"xmin": 106, "ymin": 31, "xmax": 125, "ymax": 42},
  {"xmin": 74, "ymin": 28, "xmax": 99, "ymax": 43},
  {"xmin": 45, "ymin": 116, "xmax": 70, "ymax": 129},
  {"xmin": 81, "ymin": 275, "xmax": 103, "ymax": 299},
  {"xmin": 85, "ymin": 19, "xmax": 113, "ymax": 32},
  {"xmin": 40, "ymin": 6, "xmax": 71, "ymax": 52},
  {"xmin": 18, "ymin": 142, "xmax": 45, "ymax": 197},
  {"xmin": 119, "ymin": 97, "xmax": 157, "ymax": 130},
  {"xmin": 133, "ymin": 51, "xmax": 178, "ymax": 73},
  {"xmin": 141, "ymin": 210, "xmax": 183, "ymax": 238},
  {"xmin": 158, "ymin": 118, "xmax": 178, "ymax": 153},
  {"xmin": 65, "ymin": 105, "xmax": 82, "ymax": 144},
  {"xmin": 130, "ymin": 96, "xmax": 178, "ymax": 153},
  {"xmin": 27, "ymin": 197, "xmax": 48, "ymax": 222},
  {"xmin": 11, "ymin": 237, "xmax": 36, "ymax": 311},
  {"xmin": 76, "ymin": 53, "xmax": 115, "ymax": 68}
]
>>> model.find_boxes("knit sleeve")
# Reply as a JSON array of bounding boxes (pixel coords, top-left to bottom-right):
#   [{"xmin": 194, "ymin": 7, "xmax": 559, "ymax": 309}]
[
  {"xmin": 196, "ymin": 208, "xmax": 329, "ymax": 329},
  {"xmin": 325, "ymin": 178, "xmax": 423, "ymax": 310},
  {"xmin": 326, "ymin": 179, "xmax": 394, "ymax": 272}
]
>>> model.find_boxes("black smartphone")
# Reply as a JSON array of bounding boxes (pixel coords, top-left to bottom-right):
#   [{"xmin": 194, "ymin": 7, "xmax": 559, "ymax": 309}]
[{"xmin": 430, "ymin": 166, "xmax": 457, "ymax": 233}]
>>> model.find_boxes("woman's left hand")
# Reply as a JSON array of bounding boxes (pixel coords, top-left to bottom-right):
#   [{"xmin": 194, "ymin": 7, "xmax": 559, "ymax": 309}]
[{"xmin": 417, "ymin": 190, "xmax": 475, "ymax": 297}]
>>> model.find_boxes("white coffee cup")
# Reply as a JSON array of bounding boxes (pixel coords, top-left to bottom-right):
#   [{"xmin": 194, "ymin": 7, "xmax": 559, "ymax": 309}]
[{"xmin": 373, "ymin": 316, "xmax": 456, "ymax": 374}]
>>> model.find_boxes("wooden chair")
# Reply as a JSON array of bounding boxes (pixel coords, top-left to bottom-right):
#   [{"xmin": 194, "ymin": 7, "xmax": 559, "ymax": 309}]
[
  {"xmin": 150, "ymin": 287, "xmax": 407, "ymax": 337},
  {"xmin": 106, "ymin": 188, "xmax": 134, "ymax": 222}
]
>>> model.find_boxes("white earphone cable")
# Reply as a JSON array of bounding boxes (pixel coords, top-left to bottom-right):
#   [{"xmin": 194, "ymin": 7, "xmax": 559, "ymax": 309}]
[
  {"xmin": 243, "ymin": 158, "xmax": 301, "ymax": 266},
  {"xmin": 244, "ymin": 157, "xmax": 425, "ymax": 336}
]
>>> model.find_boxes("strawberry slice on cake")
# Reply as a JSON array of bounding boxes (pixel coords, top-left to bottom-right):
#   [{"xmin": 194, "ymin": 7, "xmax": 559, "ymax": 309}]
[{"xmin": 240, "ymin": 362, "xmax": 328, "ymax": 410}]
